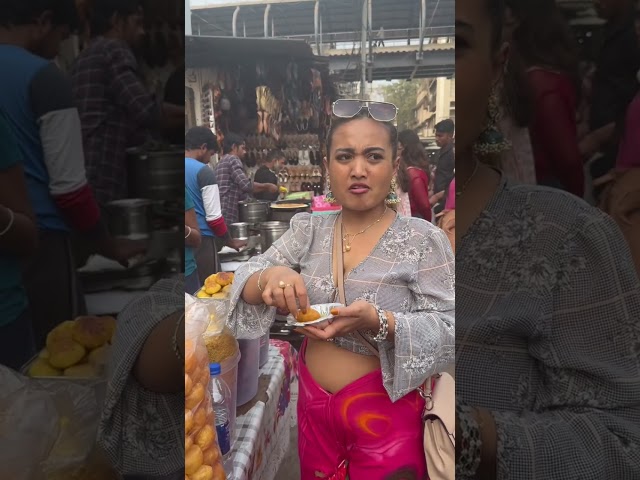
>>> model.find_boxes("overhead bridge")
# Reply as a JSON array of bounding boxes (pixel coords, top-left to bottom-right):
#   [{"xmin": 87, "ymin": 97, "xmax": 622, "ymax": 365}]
[{"xmin": 188, "ymin": 0, "xmax": 454, "ymax": 83}]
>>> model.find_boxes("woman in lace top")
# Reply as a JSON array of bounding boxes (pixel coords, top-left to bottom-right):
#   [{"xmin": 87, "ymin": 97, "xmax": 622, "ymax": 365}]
[
  {"xmin": 455, "ymin": 0, "xmax": 640, "ymax": 478},
  {"xmin": 228, "ymin": 109, "xmax": 455, "ymax": 480}
]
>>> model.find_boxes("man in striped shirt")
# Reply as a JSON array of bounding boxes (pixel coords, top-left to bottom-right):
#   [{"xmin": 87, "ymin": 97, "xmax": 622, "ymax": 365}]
[{"xmin": 215, "ymin": 132, "xmax": 279, "ymax": 225}]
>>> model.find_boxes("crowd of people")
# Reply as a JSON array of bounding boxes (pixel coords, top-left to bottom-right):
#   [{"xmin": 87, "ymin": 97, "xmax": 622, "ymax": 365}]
[
  {"xmin": 0, "ymin": 0, "xmax": 186, "ymax": 367},
  {"xmin": 0, "ymin": 2, "xmax": 186, "ymax": 478},
  {"xmin": 497, "ymin": 0, "xmax": 640, "ymax": 274},
  {"xmin": 456, "ymin": 0, "xmax": 640, "ymax": 477}
]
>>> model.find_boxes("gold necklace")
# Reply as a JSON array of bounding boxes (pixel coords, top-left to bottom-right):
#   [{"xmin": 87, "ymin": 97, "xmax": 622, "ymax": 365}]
[
  {"xmin": 456, "ymin": 160, "xmax": 479, "ymax": 197},
  {"xmin": 341, "ymin": 207, "xmax": 388, "ymax": 253}
]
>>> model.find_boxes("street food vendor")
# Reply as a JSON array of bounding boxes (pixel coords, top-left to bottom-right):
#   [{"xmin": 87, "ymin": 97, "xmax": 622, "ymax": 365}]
[
  {"xmin": 71, "ymin": 0, "xmax": 185, "ymax": 207},
  {"xmin": 0, "ymin": 0, "xmax": 143, "ymax": 350},
  {"xmin": 253, "ymin": 149, "xmax": 286, "ymax": 202}
]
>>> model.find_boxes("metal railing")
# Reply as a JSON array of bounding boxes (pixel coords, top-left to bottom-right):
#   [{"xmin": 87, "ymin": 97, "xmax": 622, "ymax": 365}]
[{"xmin": 279, "ymin": 26, "xmax": 454, "ymax": 50}]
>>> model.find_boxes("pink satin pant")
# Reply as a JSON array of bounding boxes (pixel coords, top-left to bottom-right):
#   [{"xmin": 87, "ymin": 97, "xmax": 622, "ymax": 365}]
[{"xmin": 297, "ymin": 340, "xmax": 427, "ymax": 480}]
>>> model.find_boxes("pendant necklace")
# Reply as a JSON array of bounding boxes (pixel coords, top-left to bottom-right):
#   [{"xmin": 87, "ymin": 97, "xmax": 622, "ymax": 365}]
[
  {"xmin": 341, "ymin": 206, "xmax": 388, "ymax": 253},
  {"xmin": 456, "ymin": 160, "xmax": 479, "ymax": 197}
]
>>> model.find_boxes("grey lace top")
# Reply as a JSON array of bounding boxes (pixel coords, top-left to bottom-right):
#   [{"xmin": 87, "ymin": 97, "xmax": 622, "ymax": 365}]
[
  {"xmin": 457, "ymin": 179, "xmax": 640, "ymax": 479},
  {"xmin": 227, "ymin": 212, "xmax": 455, "ymax": 401},
  {"xmin": 98, "ymin": 278, "xmax": 184, "ymax": 478}
]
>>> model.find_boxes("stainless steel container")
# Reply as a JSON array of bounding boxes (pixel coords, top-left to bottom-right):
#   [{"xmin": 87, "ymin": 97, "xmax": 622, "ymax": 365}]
[
  {"xmin": 127, "ymin": 146, "xmax": 184, "ymax": 200},
  {"xmin": 230, "ymin": 222, "xmax": 250, "ymax": 239},
  {"xmin": 269, "ymin": 202, "xmax": 310, "ymax": 224},
  {"xmin": 105, "ymin": 199, "xmax": 153, "ymax": 239},
  {"xmin": 258, "ymin": 221, "xmax": 289, "ymax": 252},
  {"xmin": 238, "ymin": 200, "xmax": 270, "ymax": 225}
]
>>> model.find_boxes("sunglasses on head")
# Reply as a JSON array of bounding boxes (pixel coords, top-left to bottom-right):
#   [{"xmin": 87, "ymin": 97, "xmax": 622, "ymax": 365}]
[{"xmin": 332, "ymin": 99, "xmax": 398, "ymax": 123}]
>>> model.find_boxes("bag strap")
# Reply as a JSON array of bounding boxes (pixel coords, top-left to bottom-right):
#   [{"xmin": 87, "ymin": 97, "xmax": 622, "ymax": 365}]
[{"xmin": 332, "ymin": 216, "xmax": 380, "ymax": 358}]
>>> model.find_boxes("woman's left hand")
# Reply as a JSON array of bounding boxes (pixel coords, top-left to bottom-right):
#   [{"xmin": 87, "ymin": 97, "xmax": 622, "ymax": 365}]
[{"xmin": 294, "ymin": 300, "xmax": 378, "ymax": 341}]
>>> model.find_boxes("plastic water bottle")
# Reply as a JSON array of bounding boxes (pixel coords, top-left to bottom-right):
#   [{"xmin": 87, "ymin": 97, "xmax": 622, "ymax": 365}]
[{"xmin": 209, "ymin": 363, "xmax": 233, "ymax": 472}]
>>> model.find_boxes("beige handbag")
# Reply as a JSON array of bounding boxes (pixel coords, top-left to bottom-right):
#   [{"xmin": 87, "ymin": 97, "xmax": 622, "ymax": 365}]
[
  {"xmin": 332, "ymin": 218, "xmax": 455, "ymax": 479},
  {"xmin": 420, "ymin": 372, "xmax": 455, "ymax": 480}
]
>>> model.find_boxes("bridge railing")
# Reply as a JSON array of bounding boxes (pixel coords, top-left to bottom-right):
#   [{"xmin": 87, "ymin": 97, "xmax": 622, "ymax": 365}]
[{"xmin": 279, "ymin": 26, "xmax": 454, "ymax": 53}]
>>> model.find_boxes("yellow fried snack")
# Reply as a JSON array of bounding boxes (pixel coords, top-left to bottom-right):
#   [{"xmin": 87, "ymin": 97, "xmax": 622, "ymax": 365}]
[
  {"xmin": 185, "ymin": 444, "xmax": 204, "ymax": 475},
  {"xmin": 186, "ymin": 383, "xmax": 205, "ymax": 410},
  {"xmin": 185, "ymin": 409, "xmax": 194, "ymax": 435},
  {"xmin": 204, "ymin": 283, "xmax": 222, "ymax": 295},
  {"xmin": 212, "ymin": 462, "xmax": 226, "ymax": 480},
  {"xmin": 64, "ymin": 363, "xmax": 98, "ymax": 378},
  {"xmin": 209, "ymin": 292, "xmax": 227, "ymax": 300},
  {"xmin": 202, "ymin": 445, "xmax": 220, "ymax": 466},
  {"xmin": 196, "ymin": 290, "xmax": 211, "ymax": 298},
  {"xmin": 191, "ymin": 465, "xmax": 214, "ymax": 480},
  {"xmin": 185, "ymin": 373, "xmax": 193, "ymax": 396},
  {"xmin": 46, "ymin": 320, "xmax": 76, "ymax": 350},
  {"xmin": 48, "ymin": 339, "xmax": 87, "ymax": 369},
  {"xmin": 193, "ymin": 404, "xmax": 207, "ymax": 428},
  {"xmin": 222, "ymin": 285, "xmax": 232, "ymax": 293},
  {"xmin": 195, "ymin": 424, "xmax": 215, "ymax": 450},
  {"xmin": 72, "ymin": 316, "xmax": 115, "ymax": 349},
  {"xmin": 88, "ymin": 344, "xmax": 110, "ymax": 368},
  {"xmin": 295, "ymin": 308, "xmax": 322, "ymax": 323},
  {"xmin": 215, "ymin": 272, "xmax": 234, "ymax": 286},
  {"xmin": 28, "ymin": 358, "xmax": 62, "ymax": 377}
]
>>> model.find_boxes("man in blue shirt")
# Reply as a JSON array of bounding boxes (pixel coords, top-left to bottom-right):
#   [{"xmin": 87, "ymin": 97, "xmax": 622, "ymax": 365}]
[
  {"xmin": 0, "ymin": 111, "xmax": 38, "ymax": 369},
  {"xmin": 0, "ymin": 0, "xmax": 142, "ymax": 348},
  {"xmin": 185, "ymin": 127, "xmax": 245, "ymax": 279}
]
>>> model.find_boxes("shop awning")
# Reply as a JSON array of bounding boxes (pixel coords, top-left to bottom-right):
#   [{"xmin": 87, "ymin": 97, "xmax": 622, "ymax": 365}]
[{"xmin": 185, "ymin": 35, "xmax": 321, "ymax": 67}]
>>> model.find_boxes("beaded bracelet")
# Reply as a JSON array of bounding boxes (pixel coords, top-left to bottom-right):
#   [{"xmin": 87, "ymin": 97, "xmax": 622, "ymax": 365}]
[{"xmin": 372, "ymin": 305, "xmax": 389, "ymax": 342}]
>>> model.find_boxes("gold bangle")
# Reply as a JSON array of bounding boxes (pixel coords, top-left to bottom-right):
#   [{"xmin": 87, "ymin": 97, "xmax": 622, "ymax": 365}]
[{"xmin": 257, "ymin": 268, "xmax": 268, "ymax": 292}]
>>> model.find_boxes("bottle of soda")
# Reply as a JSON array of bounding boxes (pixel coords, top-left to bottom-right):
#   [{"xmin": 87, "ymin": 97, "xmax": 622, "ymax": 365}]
[{"xmin": 209, "ymin": 363, "xmax": 233, "ymax": 470}]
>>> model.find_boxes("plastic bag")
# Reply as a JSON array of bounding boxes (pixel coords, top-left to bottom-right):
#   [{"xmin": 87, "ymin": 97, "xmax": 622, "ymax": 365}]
[
  {"xmin": 0, "ymin": 366, "xmax": 119, "ymax": 480},
  {"xmin": 185, "ymin": 301, "xmax": 226, "ymax": 480}
]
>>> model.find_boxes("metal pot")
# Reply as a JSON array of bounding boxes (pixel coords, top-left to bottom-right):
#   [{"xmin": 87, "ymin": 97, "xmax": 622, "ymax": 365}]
[
  {"xmin": 230, "ymin": 222, "xmax": 250, "ymax": 239},
  {"xmin": 127, "ymin": 146, "xmax": 184, "ymax": 200},
  {"xmin": 269, "ymin": 201, "xmax": 310, "ymax": 224},
  {"xmin": 238, "ymin": 200, "xmax": 270, "ymax": 225},
  {"xmin": 105, "ymin": 199, "xmax": 153, "ymax": 239},
  {"xmin": 258, "ymin": 221, "xmax": 289, "ymax": 252}
]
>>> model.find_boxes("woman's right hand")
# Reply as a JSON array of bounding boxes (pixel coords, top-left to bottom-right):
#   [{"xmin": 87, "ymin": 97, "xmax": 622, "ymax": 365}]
[{"xmin": 261, "ymin": 266, "xmax": 309, "ymax": 319}]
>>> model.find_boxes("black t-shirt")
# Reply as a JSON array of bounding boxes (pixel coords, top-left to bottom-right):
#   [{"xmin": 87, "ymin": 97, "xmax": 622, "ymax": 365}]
[{"xmin": 253, "ymin": 165, "xmax": 279, "ymax": 201}]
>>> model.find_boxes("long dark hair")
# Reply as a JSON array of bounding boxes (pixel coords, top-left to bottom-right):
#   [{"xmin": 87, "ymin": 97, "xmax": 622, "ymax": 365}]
[
  {"xmin": 397, "ymin": 130, "xmax": 430, "ymax": 171},
  {"xmin": 396, "ymin": 159, "xmax": 411, "ymax": 193},
  {"xmin": 506, "ymin": 0, "xmax": 581, "ymax": 93},
  {"xmin": 502, "ymin": 48, "xmax": 534, "ymax": 128}
]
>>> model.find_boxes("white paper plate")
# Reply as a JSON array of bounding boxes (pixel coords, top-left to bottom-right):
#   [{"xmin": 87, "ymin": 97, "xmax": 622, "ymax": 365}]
[{"xmin": 286, "ymin": 303, "xmax": 344, "ymax": 327}]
